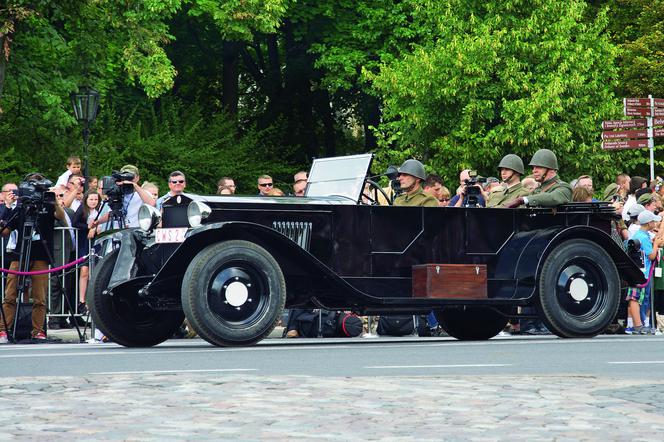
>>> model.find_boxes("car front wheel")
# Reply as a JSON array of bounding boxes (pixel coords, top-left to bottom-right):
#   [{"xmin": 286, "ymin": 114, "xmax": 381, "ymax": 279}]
[
  {"xmin": 89, "ymin": 249, "xmax": 184, "ymax": 347},
  {"xmin": 181, "ymin": 240, "xmax": 286, "ymax": 346}
]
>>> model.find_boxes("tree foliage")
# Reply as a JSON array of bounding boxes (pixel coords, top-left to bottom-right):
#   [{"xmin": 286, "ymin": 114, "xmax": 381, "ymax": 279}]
[
  {"xmin": 369, "ymin": 0, "xmax": 634, "ymax": 184},
  {"xmin": 1, "ymin": 0, "xmax": 663, "ymax": 192}
]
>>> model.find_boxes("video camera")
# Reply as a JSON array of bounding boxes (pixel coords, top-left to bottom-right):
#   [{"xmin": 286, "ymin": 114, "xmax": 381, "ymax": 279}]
[
  {"xmin": 462, "ymin": 170, "xmax": 486, "ymax": 207},
  {"xmin": 100, "ymin": 171, "xmax": 135, "ymax": 211},
  {"xmin": 17, "ymin": 177, "xmax": 54, "ymax": 207},
  {"xmin": 385, "ymin": 165, "xmax": 402, "ymax": 196}
]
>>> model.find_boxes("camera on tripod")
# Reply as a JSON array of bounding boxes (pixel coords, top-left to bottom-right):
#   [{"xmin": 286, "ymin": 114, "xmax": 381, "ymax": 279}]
[
  {"xmin": 17, "ymin": 177, "xmax": 54, "ymax": 208},
  {"xmin": 100, "ymin": 171, "xmax": 135, "ymax": 199},
  {"xmin": 462, "ymin": 170, "xmax": 486, "ymax": 207}
]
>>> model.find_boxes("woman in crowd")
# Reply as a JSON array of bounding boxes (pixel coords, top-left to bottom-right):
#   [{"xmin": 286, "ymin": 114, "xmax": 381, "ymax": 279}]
[{"xmin": 71, "ymin": 190, "xmax": 101, "ymax": 314}]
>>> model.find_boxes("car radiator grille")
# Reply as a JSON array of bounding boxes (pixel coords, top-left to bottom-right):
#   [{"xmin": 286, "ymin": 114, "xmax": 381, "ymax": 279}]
[{"xmin": 272, "ymin": 221, "xmax": 312, "ymax": 251}]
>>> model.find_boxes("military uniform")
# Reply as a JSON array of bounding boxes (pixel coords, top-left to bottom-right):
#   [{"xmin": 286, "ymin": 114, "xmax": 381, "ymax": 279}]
[
  {"xmin": 393, "ymin": 188, "xmax": 439, "ymax": 207},
  {"xmin": 486, "ymin": 182, "xmax": 530, "ymax": 208},
  {"xmin": 524, "ymin": 176, "xmax": 572, "ymax": 207}
]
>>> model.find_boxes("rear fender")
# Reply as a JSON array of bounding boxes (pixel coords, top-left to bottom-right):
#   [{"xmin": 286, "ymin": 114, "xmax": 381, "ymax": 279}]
[{"xmin": 539, "ymin": 225, "xmax": 645, "ymax": 286}]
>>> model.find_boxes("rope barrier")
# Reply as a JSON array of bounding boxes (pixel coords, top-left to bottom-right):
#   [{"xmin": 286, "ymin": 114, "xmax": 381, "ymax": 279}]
[{"xmin": 0, "ymin": 255, "xmax": 89, "ymax": 276}]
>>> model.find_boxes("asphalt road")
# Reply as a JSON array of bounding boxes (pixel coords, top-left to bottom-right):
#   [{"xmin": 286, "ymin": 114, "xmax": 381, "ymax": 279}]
[
  {"xmin": 2, "ymin": 335, "xmax": 664, "ymax": 440},
  {"xmin": 2, "ymin": 334, "xmax": 664, "ymax": 377}
]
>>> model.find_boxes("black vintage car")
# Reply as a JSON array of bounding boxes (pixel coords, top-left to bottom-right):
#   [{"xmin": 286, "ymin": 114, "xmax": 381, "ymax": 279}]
[{"xmin": 89, "ymin": 154, "xmax": 645, "ymax": 347}]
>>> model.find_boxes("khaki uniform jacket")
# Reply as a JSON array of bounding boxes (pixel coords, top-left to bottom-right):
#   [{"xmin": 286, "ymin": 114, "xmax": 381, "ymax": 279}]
[
  {"xmin": 486, "ymin": 182, "xmax": 530, "ymax": 208},
  {"xmin": 393, "ymin": 188, "xmax": 439, "ymax": 207},
  {"xmin": 526, "ymin": 176, "xmax": 572, "ymax": 207}
]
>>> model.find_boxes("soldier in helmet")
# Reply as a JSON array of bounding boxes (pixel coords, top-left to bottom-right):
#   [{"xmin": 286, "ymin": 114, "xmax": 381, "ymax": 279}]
[
  {"xmin": 393, "ymin": 159, "xmax": 439, "ymax": 207},
  {"xmin": 486, "ymin": 154, "xmax": 531, "ymax": 208},
  {"xmin": 506, "ymin": 149, "xmax": 572, "ymax": 208}
]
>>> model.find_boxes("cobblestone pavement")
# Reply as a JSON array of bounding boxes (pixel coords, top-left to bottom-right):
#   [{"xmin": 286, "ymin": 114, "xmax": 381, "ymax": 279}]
[{"xmin": 1, "ymin": 374, "xmax": 663, "ymax": 440}]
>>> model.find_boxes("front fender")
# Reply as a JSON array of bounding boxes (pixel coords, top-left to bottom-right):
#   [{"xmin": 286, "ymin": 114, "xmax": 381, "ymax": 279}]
[{"xmin": 147, "ymin": 221, "xmax": 377, "ymax": 304}]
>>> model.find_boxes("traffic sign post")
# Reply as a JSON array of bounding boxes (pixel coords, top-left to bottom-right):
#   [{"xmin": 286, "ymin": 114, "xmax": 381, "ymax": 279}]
[{"xmin": 602, "ymin": 95, "xmax": 664, "ymax": 181}]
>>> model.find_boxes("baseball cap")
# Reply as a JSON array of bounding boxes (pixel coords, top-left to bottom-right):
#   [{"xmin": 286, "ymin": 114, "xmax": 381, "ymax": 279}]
[
  {"xmin": 637, "ymin": 192, "xmax": 655, "ymax": 205},
  {"xmin": 638, "ymin": 210, "xmax": 662, "ymax": 224},
  {"xmin": 628, "ymin": 204, "xmax": 645, "ymax": 218},
  {"xmin": 120, "ymin": 164, "xmax": 139, "ymax": 176}
]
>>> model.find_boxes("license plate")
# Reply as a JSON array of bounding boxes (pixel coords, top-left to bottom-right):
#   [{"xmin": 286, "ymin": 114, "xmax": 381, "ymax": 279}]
[{"xmin": 155, "ymin": 227, "xmax": 188, "ymax": 243}]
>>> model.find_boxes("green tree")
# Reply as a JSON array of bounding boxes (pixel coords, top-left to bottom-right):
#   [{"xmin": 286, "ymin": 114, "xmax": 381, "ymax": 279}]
[{"xmin": 370, "ymin": 0, "xmax": 626, "ymax": 184}]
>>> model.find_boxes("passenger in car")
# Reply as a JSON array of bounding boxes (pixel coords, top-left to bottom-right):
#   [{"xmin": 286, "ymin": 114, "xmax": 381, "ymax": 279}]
[
  {"xmin": 505, "ymin": 149, "xmax": 572, "ymax": 208},
  {"xmin": 393, "ymin": 159, "xmax": 438, "ymax": 208},
  {"xmin": 486, "ymin": 154, "xmax": 530, "ymax": 208}
]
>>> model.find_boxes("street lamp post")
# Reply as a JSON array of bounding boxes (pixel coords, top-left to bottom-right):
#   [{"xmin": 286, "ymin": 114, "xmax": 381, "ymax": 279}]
[{"xmin": 70, "ymin": 86, "xmax": 100, "ymax": 190}]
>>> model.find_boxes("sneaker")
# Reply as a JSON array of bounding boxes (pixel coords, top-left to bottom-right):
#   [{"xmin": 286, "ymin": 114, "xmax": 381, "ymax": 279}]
[
  {"xmin": 631, "ymin": 326, "xmax": 645, "ymax": 335},
  {"xmin": 624, "ymin": 327, "xmax": 634, "ymax": 335},
  {"xmin": 33, "ymin": 332, "xmax": 47, "ymax": 341},
  {"xmin": 78, "ymin": 303, "xmax": 88, "ymax": 316},
  {"xmin": 0, "ymin": 331, "xmax": 8, "ymax": 344}
]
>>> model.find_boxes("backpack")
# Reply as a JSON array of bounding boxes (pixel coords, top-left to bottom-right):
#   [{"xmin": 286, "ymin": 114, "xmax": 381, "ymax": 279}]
[
  {"xmin": 377, "ymin": 315, "xmax": 430, "ymax": 337},
  {"xmin": 294, "ymin": 310, "xmax": 363, "ymax": 338}
]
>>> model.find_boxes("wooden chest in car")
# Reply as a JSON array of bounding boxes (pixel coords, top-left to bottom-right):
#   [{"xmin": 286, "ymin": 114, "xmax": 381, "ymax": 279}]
[{"xmin": 412, "ymin": 264, "xmax": 487, "ymax": 299}]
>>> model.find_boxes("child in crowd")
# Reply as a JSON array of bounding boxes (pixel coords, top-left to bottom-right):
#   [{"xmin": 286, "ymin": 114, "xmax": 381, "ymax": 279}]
[
  {"xmin": 55, "ymin": 155, "xmax": 82, "ymax": 187},
  {"xmin": 626, "ymin": 210, "xmax": 663, "ymax": 334}
]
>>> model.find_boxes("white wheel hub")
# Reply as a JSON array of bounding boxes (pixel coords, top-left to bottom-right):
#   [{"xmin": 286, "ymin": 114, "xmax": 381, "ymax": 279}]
[
  {"xmin": 569, "ymin": 278, "xmax": 589, "ymax": 301},
  {"xmin": 225, "ymin": 281, "xmax": 249, "ymax": 307}
]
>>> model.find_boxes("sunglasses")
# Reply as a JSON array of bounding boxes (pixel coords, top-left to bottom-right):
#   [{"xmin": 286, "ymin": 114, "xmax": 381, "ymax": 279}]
[
  {"xmin": 259, "ymin": 183, "xmax": 273, "ymax": 187},
  {"xmin": 170, "ymin": 180, "xmax": 185, "ymax": 184}
]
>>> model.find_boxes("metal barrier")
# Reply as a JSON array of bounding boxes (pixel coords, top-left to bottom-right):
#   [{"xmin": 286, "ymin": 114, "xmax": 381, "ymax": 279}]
[{"xmin": 0, "ymin": 227, "xmax": 90, "ymax": 322}]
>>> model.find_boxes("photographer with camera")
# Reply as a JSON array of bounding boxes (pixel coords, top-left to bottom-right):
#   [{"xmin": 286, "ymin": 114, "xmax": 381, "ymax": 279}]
[
  {"xmin": 94, "ymin": 165, "xmax": 156, "ymax": 229},
  {"xmin": 0, "ymin": 183, "xmax": 18, "ymax": 221},
  {"xmin": 0, "ymin": 174, "xmax": 67, "ymax": 343},
  {"xmin": 449, "ymin": 169, "xmax": 487, "ymax": 208}
]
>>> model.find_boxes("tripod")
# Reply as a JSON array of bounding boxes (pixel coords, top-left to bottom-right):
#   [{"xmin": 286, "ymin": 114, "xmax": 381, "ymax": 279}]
[{"xmin": 0, "ymin": 204, "xmax": 84, "ymax": 343}]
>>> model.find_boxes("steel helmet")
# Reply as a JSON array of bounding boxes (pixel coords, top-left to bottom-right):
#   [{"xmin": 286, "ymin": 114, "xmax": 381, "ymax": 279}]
[
  {"xmin": 398, "ymin": 159, "xmax": 427, "ymax": 181},
  {"xmin": 529, "ymin": 149, "xmax": 559, "ymax": 170},
  {"xmin": 497, "ymin": 154, "xmax": 525, "ymax": 175}
]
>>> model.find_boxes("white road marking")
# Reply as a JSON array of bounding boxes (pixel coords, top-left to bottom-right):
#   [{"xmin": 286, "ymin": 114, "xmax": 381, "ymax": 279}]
[
  {"xmin": 91, "ymin": 368, "xmax": 258, "ymax": 375},
  {"xmin": 365, "ymin": 364, "xmax": 511, "ymax": 369},
  {"xmin": 607, "ymin": 361, "xmax": 664, "ymax": 365}
]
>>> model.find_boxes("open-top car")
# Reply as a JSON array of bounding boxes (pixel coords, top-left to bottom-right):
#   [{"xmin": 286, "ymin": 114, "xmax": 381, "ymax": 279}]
[{"xmin": 89, "ymin": 154, "xmax": 645, "ymax": 347}]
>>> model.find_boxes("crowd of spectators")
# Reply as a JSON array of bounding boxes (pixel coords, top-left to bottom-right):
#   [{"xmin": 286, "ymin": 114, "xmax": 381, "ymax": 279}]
[{"xmin": 1, "ymin": 152, "xmax": 663, "ymax": 342}]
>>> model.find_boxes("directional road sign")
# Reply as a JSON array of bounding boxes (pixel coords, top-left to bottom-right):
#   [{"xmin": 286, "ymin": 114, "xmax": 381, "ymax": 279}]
[{"xmin": 601, "ymin": 139, "xmax": 649, "ymax": 150}]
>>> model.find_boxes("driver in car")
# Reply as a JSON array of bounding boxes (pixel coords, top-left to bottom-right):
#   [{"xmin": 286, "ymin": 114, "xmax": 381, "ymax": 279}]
[{"xmin": 393, "ymin": 159, "xmax": 439, "ymax": 207}]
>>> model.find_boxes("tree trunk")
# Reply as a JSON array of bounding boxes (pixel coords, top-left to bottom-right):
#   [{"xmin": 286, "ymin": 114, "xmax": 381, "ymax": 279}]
[
  {"xmin": 222, "ymin": 40, "xmax": 240, "ymax": 115},
  {"xmin": 282, "ymin": 20, "xmax": 318, "ymax": 161},
  {"xmin": 314, "ymin": 89, "xmax": 336, "ymax": 157},
  {"xmin": 362, "ymin": 95, "xmax": 381, "ymax": 150},
  {"xmin": 0, "ymin": 34, "xmax": 10, "ymax": 111}
]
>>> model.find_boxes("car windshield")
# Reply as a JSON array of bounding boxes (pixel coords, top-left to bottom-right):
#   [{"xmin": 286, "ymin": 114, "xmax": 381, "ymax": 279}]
[{"xmin": 305, "ymin": 153, "xmax": 373, "ymax": 201}]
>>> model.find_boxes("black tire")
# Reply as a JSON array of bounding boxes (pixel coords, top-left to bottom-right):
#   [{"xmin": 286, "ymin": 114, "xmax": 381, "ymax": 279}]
[
  {"xmin": 537, "ymin": 239, "xmax": 620, "ymax": 338},
  {"xmin": 181, "ymin": 240, "xmax": 286, "ymax": 346},
  {"xmin": 88, "ymin": 249, "xmax": 185, "ymax": 347},
  {"xmin": 435, "ymin": 307, "xmax": 508, "ymax": 340}
]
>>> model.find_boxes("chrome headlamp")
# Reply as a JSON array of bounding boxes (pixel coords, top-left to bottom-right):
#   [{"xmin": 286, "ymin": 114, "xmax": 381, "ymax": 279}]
[
  {"xmin": 187, "ymin": 201, "xmax": 211, "ymax": 227},
  {"xmin": 138, "ymin": 204, "xmax": 162, "ymax": 232}
]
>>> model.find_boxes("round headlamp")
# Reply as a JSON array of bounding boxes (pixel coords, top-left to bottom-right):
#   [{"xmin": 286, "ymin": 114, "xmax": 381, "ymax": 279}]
[
  {"xmin": 138, "ymin": 204, "xmax": 162, "ymax": 232},
  {"xmin": 187, "ymin": 201, "xmax": 211, "ymax": 227}
]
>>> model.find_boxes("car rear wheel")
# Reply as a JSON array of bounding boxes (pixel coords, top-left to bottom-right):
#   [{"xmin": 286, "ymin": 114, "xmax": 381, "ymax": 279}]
[
  {"xmin": 537, "ymin": 239, "xmax": 620, "ymax": 338},
  {"xmin": 435, "ymin": 306, "xmax": 508, "ymax": 340},
  {"xmin": 89, "ymin": 249, "xmax": 185, "ymax": 347},
  {"xmin": 181, "ymin": 240, "xmax": 286, "ymax": 346}
]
